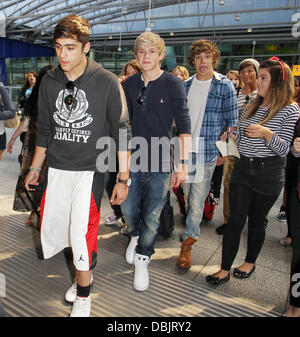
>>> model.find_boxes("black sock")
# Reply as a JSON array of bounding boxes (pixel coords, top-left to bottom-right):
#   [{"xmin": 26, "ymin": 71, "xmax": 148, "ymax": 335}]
[{"xmin": 77, "ymin": 284, "xmax": 91, "ymax": 298}]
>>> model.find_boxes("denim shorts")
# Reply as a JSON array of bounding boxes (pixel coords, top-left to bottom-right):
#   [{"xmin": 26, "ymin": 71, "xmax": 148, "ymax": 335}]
[{"xmin": 230, "ymin": 154, "xmax": 286, "ymax": 195}]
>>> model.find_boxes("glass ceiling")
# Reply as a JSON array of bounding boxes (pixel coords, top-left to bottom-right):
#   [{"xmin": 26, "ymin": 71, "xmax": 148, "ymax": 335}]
[{"xmin": 1, "ymin": 0, "xmax": 300, "ymax": 46}]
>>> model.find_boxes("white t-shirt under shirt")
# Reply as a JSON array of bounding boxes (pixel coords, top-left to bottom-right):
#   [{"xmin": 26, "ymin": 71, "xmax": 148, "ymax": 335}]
[{"xmin": 187, "ymin": 77, "xmax": 212, "ymax": 152}]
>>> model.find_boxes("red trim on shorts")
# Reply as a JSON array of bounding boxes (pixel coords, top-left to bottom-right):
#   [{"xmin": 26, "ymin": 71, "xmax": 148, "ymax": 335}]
[
  {"xmin": 86, "ymin": 192, "xmax": 101, "ymax": 269},
  {"xmin": 39, "ymin": 187, "xmax": 47, "ymax": 232}
]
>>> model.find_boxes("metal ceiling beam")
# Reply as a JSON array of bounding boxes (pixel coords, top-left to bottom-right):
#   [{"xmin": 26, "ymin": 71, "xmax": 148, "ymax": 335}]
[
  {"xmin": 8, "ymin": 0, "xmax": 115, "ymax": 30},
  {"xmin": 6, "ymin": 0, "xmax": 114, "ymax": 26},
  {"xmin": 4, "ymin": 0, "xmax": 299, "ymax": 49},
  {"xmin": 94, "ymin": 5, "xmax": 300, "ymax": 25},
  {"xmin": 6, "ymin": 4, "xmax": 300, "ymax": 34},
  {"xmin": 5, "ymin": 0, "xmax": 199, "ymax": 27}
]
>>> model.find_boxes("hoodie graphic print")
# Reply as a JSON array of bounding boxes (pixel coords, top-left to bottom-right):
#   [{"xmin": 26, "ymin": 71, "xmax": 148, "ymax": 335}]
[
  {"xmin": 53, "ymin": 85, "xmax": 92, "ymax": 144},
  {"xmin": 36, "ymin": 58, "xmax": 131, "ymax": 172}
]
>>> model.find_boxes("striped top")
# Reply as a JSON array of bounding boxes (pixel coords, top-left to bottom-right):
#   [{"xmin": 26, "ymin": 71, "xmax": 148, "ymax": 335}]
[
  {"xmin": 237, "ymin": 103, "xmax": 300, "ymax": 157},
  {"xmin": 237, "ymin": 90, "xmax": 257, "ymax": 118}
]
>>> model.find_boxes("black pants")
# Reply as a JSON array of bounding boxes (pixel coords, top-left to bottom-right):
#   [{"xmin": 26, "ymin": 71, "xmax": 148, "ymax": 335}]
[
  {"xmin": 210, "ymin": 164, "xmax": 223, "ymax": 198},
  {"xmin": 221, "ymin": 155, "xmax": 285, "ymax": 271},
  {"xmin": 287, "ymin": 183, "xmax": 300, "ymax": 307},
  {"xmin": 285, "ymin": 167, "xmax": 296, "ymax": 239},
  {"xmin": 221, "ymin": 182, "xmax": 279, "ymax": 270},
  {"xmin": 104, "ymin": 155, "xmax": 123, "ymax": 219}
]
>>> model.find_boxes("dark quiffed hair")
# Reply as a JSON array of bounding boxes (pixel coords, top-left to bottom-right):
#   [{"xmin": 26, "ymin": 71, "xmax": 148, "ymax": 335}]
[
  {"xmin": 53, "ymin": 14, "xmax": 90, "ymax": 47},
  {"xmin": 24, "ymin": 65, "xmax": 54, "ymax": 121}
]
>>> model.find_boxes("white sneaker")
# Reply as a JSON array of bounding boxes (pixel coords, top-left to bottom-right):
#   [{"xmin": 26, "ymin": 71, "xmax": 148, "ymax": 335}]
[
  {"xmin": 133, "ymin": 253, "xmax": 150, "ymax": 292},
  {"xmin": 125, "ymin": 236, "xmax": 139, "ymax": 264},
  {"xmin": 70, "ymin": 296, "xmax": 91, "ymax": 317},
  {"xmin": 65, "ymin": 276, "xmax": 94, "ymax": 303}
]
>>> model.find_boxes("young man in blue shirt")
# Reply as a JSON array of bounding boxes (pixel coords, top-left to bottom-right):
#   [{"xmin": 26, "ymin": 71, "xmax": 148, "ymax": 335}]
[
  {"xmin": 121, "ymin": 32, "xmax": 191, "ymax": 291},
  {"xmin": 177, "ymin": 39, "xmax": 238, "ymax": 270}
]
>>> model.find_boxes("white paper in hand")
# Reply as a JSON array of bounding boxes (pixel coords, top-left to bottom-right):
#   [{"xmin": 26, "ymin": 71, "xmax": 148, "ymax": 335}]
[{"xmin": 215, "ymin": 138, "xmax": 240, "ymax": 158}]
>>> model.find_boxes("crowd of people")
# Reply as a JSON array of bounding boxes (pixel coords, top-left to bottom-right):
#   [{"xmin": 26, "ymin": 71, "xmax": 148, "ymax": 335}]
[{"xmin": 0, "ymin": 13, "xmax": 299, "ymax": 318}]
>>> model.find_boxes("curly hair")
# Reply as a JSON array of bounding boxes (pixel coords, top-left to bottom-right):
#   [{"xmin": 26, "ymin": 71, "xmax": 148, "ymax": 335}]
[{"xmin": 188, "ymin": 39, "xmax": 220, "ymax": 68}]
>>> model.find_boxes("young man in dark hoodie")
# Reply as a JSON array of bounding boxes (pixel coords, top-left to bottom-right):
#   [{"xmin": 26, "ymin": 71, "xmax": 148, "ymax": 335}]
[{"xmin": 25, "ymin": 14, "xmax": 131, "ymax": 317}]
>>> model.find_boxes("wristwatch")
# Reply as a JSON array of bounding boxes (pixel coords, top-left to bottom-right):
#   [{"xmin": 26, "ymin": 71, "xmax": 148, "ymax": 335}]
[
  {"xmin": 178, "ymin": 159, "xmax": 189, "ymax": 165},
  {"xmin": 117, "ymin": 178, "xmax": 132, "ymax": 187}
]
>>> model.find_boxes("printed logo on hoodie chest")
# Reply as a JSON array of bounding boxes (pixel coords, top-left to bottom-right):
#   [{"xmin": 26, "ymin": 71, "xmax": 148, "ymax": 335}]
[{"xmin": 53, "ymin": 86, "xmax": 93, "ymax": 144}]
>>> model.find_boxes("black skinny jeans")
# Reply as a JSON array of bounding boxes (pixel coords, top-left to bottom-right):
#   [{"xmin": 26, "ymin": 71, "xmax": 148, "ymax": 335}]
[{"xmin": 221, "ymin": 155, "xmax": 285, "ymax": 271}]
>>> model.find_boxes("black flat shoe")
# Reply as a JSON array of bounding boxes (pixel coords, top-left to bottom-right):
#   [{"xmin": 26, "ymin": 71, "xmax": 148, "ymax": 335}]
[
  {"xmin": 206, "ymin": 273, "xmax": 230, "ymax": 286},
  {"xmin": 233, "ymin": 265, "xmax": 255, "ymax": 279},
  {"xmin": 215, "ymin": 224, "xmax": 226, "ymax": 235}
]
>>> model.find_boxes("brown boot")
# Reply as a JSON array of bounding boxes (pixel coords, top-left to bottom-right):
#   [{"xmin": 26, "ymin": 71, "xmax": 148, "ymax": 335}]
[{"xmin": 177, "ymin": 237, "xmax": 197, "ymax": 270}]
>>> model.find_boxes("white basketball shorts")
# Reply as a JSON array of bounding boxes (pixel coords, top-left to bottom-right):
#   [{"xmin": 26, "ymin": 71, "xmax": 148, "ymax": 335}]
[{"xmin": 39, "ymin": 167, "xmax": 104, "ymax": 271}]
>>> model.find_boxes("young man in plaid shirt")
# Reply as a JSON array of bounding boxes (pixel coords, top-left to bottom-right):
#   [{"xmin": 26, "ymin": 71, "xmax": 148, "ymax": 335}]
[{"xmin": 177, "ymin": 39, "xmax": 238, "ymax": 270}]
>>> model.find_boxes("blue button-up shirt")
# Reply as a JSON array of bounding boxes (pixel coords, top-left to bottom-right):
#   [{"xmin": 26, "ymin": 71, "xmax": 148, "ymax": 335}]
[{"xmin": 184, "ymin": 72, "xmax": 238, "ymax": 163}]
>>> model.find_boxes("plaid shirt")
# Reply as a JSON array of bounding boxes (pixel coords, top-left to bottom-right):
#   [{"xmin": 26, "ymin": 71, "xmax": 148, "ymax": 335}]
[{"xmin": 184, "ymin": 72, "xmax": 238, "ymax": 163}]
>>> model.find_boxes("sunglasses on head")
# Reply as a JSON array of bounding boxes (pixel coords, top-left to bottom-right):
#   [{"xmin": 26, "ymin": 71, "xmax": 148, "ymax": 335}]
[
  {"xmin": 137, "ymin": 86, "xmax": 146, "ymax": 105},
  {"xmin": 66, "ymin": 81, "xmax": 75, "ymax": 92}
]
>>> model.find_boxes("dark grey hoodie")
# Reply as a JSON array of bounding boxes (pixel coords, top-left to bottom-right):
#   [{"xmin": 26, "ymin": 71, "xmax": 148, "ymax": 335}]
[{"xmin": 36, "ymin": 58, "xmax": 131, "ymax": 171}]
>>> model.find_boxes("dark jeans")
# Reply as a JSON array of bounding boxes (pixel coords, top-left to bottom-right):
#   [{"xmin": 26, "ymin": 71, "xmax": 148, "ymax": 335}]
[
  {"xmin": 221, "ymin": 155, "xmax": 285, "ymax": 271},
  {"xmin": 121, "ymin": 171, "xmax": 170, "ymax": 257},
  {"xmin": 287, "ymin": 183, "xmax": 300, "ymax": 307}
]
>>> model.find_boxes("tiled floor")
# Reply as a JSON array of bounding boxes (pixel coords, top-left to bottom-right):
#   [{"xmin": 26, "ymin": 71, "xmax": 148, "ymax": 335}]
[{"xmin": 0, "ymin": 128, "xmax": 291, "ymax": 317}]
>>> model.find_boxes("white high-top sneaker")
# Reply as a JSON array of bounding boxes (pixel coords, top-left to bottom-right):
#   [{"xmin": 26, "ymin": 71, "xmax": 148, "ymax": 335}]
[
  {"xmin": 65, "ymin": 276, "xmax": 94, "ymax": 304},
  {"xmin": 125, "ymin": 236, "xmax": 139, "ymax": 264},
  {"xmin": 70, "ymin": 296, "xmax": 91, "ymax": 317},
  {"xmin": 133, "ymin": 253, "xmax": 150, "ymax": 291}
]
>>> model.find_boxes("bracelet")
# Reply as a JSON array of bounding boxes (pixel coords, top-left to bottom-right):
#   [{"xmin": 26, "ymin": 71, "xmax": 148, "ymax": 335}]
[{"xmin": 29, "ymin": 166, "xmax": 41, "ymax": 172}]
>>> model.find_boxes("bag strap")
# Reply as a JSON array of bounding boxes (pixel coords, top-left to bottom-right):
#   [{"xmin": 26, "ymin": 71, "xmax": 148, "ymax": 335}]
[{"xmin": 0, "ymin": 93, "xmax": 3, "ymax": 111}]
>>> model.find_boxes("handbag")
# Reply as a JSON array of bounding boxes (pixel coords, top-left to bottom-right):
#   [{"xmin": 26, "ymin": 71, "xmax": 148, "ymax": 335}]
[
  {"xmin": 4, "ymin": 112, "xmax": 20, "ymax": 128},
  {"xmin": 157, "ymin": 191, "xmax": 174, "ymax": 240}
]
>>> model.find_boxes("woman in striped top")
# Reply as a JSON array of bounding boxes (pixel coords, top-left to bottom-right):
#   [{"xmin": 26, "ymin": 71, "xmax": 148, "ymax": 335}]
[{"xmin": 206, "ymin": 57, "xmax": 299, "ymax": 286}]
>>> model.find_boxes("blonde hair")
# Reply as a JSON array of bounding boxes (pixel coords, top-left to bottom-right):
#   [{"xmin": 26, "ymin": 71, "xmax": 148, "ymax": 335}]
[
  {"xmin": 134, "ymin": 32, "xmax": 166, "ymax": 57},
  {"xmin": 172, "ymin": 66, "xmax": 190, "ymax": 81},
  {"xmin": 226, "ymin": 69, "xmax": 243, "ymax": 88},
  {"xmin": 243, "ymin": 59, "xmax": 294, "ymax": 124}
]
